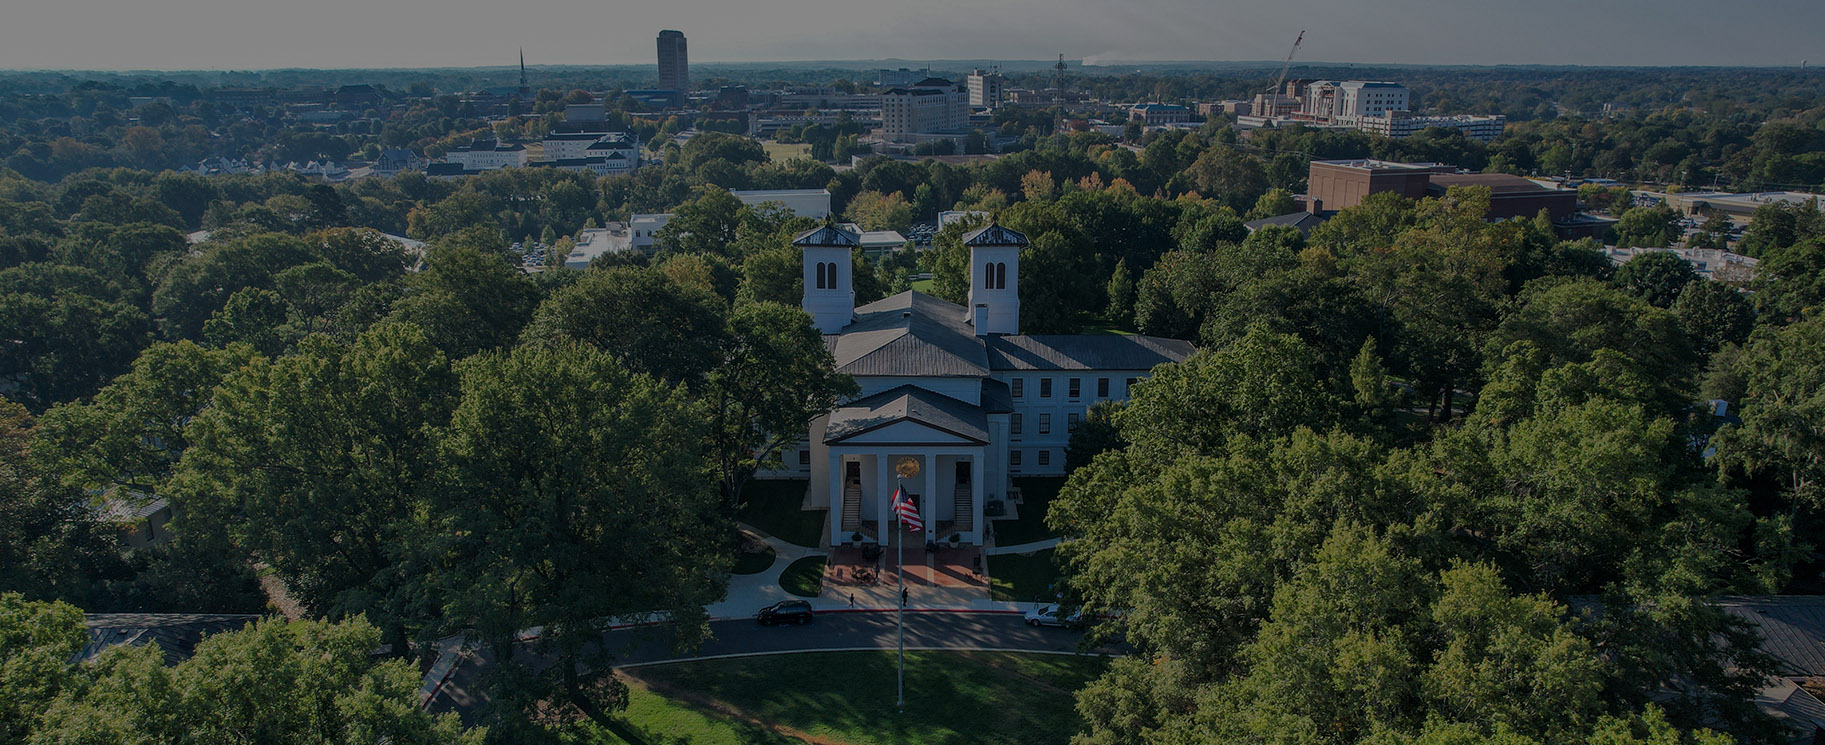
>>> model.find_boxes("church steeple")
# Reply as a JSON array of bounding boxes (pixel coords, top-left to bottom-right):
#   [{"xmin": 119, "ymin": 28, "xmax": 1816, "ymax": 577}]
[{"xmin": 517, "ymin": 49, "xmax": 531, "ymax": 99}]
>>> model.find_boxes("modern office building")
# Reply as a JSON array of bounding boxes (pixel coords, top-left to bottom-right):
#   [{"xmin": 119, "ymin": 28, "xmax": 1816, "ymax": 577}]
[
  {"xmin": 657, "ymin": 30, "xmax": 689, "ymax": 94},
  {"xmin": 967, "ymin": 68, "xmax": 1006, "ymax": 108},
  {"xmin": 880, "ymin": 77, "xmax": 969, "ymax": 140}
]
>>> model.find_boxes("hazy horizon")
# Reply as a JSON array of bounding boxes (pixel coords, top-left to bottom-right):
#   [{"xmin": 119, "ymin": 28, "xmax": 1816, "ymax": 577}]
[{"xmin": 5, "ymin": 0, "xmax": 1823, "ymax": 72}]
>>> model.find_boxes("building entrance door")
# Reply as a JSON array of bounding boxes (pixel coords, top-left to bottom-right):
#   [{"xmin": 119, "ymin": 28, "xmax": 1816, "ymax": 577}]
[
  {"xmin": 845, "ymin": 460, "xmax": 860, "ymax": 485},
  {"xmin": 956, "ymin": 460, "xmax": 971, "ymax": 485}
]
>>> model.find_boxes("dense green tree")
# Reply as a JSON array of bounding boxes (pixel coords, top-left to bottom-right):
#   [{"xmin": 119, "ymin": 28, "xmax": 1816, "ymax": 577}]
[
  {"xmin": 388, "ymin": 243, "xmax": 540, "ymax": 360},
  {"xmin": 0, "ymin": 592, "xmax": 88, "ymax": 741},
  {"xmin": 706, "ymin": 302, "xmax": 855, "ymax": 506},
  {"xmin": 655, "ymin": 186, "xmax": 745, "ymax": 258},
  {"xmin": 1672, "ymin": 281, "xmax": 1754, "ymax": 355},
  {"xmin": 1122, "ymin": 324, "xmax": 1339, "ymax": 456},
  {"xmin": 522, "ymin": 265, "xmax": 730, "ymax": 385},
  {"xmin": 437, "ymin": 343, "xmax": 727, "ymax": 736},
  {"xmin": 175, "ymin": 324, "xmax": 456, "ymax": 652},
  {"xmin": 1612, "ymin": 251, "xmax": 1699, "ymax": 308},
  {"xmin": 27, "ymin": 613, "xmax": 483, "ymax": 744},
  {"xmin": 1715, "ymin": 314, "xmax": 1825, "ymax": 513},
  {"xmin": 736, "ymin": 244, "xmax": 803, "ymax": 306},
  {"xmin": 33, "ymin": 341, "xmax": 256, "ymax": 495},
  {"xmin": 1612, "ymin": 204, "xmax": 1681, "ymax": 248}
]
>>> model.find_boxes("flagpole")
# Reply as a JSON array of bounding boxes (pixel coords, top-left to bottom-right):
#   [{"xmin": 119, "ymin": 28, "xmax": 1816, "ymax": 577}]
[{"xmin": 895, "ymin": 477, "xmax": 906, "ymax": 711}]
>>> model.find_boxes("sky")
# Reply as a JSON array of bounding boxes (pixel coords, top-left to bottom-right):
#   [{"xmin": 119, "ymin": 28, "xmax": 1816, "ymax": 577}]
[{"xmin": 4, "ymin": 0, "xmax": 1823, "ymax": 71}]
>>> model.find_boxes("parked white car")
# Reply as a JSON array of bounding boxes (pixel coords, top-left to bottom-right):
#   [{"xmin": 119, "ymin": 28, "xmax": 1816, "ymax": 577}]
[{"xmin": 1023, "ymin": 604, "xmax": 1082, "ymax": 628}]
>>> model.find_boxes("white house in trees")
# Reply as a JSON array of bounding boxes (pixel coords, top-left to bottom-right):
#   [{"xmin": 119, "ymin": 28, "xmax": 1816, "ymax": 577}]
[{"xmin": 779, "ymin": 223, "xmax": 1193, "ymax": 547}]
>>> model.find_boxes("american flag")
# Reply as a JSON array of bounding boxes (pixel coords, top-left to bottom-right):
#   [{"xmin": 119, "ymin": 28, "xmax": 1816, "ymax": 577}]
[{"xmin": 891, "ymin": 487, "xmax": 923, "ymax": 532}]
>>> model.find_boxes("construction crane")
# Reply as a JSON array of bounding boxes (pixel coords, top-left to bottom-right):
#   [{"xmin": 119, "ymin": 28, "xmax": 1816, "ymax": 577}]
[{"xmin": 1266, "ymin": 30, "xmax": 1305, "ymax": 97}]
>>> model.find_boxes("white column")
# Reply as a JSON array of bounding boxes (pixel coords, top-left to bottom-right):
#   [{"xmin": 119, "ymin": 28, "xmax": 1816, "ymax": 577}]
[
  {"xmin": 922, "ymin": 453, "xmax": 937, "ymax": 542},
  {"xmin": 876, "ymin": 453, "xmax": 893, "ymax": 543},
  {"xmin": 829, "ymin": 449, "xmax": 844, "ymax": 546},
  {"xmin": 971, "ymin": 452, "xmax": 985, "ymax": 545}
]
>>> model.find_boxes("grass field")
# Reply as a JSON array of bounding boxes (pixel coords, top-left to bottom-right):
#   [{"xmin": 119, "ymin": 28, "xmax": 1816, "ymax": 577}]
[
  {"xmin": 989, "ymin": 549, "xmax": 1062, "ymax": 603},
  {"xmin": 592, "ymin": 651, "xmax": 1106, "ymax": 745},
  {"xmin": 733, "ymin": 545, "xmax": 777, "ymax": 575},
  {"xmin": 910, "ymin": 278, "xmax": 934, "ymax": 294},
  {"xmin": 763, "ymin": 141, "xmax": 812, "ymax": 162},
  {"xmin": 779, "ymin": 557, "xmax": 826, "ymax": 597},
  {"xmin": 739, "ymin": 480, "xmax": 825, "ymax": 548},
  {"xmin": 991, "ymin": 477, "xmax": 1066, "ymax": 546}
]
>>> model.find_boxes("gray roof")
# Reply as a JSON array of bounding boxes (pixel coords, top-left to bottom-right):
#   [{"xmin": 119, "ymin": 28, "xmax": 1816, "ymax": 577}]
[
  {"xmin": 1758, "ymin": 678, "xmax": 1825, "ymax": 744},
  {"xmin": 980, "ymin": 378, "xmax": 1014, "ymax": 414},
  {"xmin": 1721, "ymin": 596, "xmax": 1825, "ymax": 676},
  {"xmin": 987, "ymin": 334, "xmax": 1194, "ymax": 371},
  {"xmin": 824, "ymin": 384, "xmax": 988, "ymax": 445},
  {"xmin": 962, "ymin": 224, "xmax": 1028, "ymax": 248},
  {"xmin": 1244, "ymin": 210, "xmax": 1327, "ymax": 235},
  {"xmin": 794, "ymin": 224, "xmax": 861, "ymax": 247},
  {"xmin": 827, "ymin": 292, "xmax": 989, "ymax": 377},
  {"xmin": 79, "ymin": 613, "xmax": 261, "ymax": 666}
]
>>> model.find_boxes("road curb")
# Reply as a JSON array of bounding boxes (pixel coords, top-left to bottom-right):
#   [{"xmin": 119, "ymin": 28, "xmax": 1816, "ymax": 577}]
[{"xmin": 709, "ymin": 607, "xmax": 1024, "ymax": 622}]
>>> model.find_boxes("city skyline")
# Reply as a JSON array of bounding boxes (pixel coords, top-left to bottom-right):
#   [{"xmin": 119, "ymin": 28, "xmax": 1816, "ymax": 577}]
[{"xmin": 2, "ymin": 0, "xmax": 1823, "ymax": 71}]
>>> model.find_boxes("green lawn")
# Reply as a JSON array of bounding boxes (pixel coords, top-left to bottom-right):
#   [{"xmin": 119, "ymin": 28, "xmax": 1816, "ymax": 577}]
[
  {"xmin": 779, "ymin": 557, "xmax": 825, "ymax": 598},
  {"xmin": 733, "ymin": 545, "xmax": 777, "ymax": 575},
  {"xmin": 762, "ymin": 141, "xmax": 812, "ymax": 162},
  {"xmin": 910, "ymin": 278, "xmax": 934, "ymax": 294},
  {"xmin": 989, "ymin": 549, "xmax": 1063, "ymax": 603},
  {"xmin": 991, "ymin": 477, "xmax": 1066, "ymax": 546},
  {"xmin": 594, "ymin": 651, "xmax": 1107, "ymax": 745},
  {"xmin": 738, "ymin": 480, "xmax": 825, "ymax": 548}
]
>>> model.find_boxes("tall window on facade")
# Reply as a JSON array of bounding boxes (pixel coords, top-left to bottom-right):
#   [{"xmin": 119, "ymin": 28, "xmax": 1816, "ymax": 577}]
[
  {"xmin": 1068, "ymin": 412, "xmax": 1081, "ymax": 432},
  {"xmin": 1097, "ymin": 377, "xmax": 1110, "ymax": 398},
  {"xmin": 1010, "ymin": 450, "xmax": 1022, "ymax": 468},
  {"xmin": 1039, "ymin": 413, "xmax": 1051, "ymax": 435},
  {"xmin": 1011, "ymin": 378, "xmax": 1024, "ymax": 398},
  {"xmin": 1011, "ymin": 413, "xmax": 1023, "ymax": 435},
  {"xmin": 1068, "ymin": 378, "xmax": 1081, "ymax": 399},
  {"xmin": 984, "ymin": 262, "xmax": 994, "ymax": 289},
  {"xmin": 1040, "ymin": 378, "xmax": 1052, "ymax": 398},
  {"xmin": 815, "ymin": 262, "xmax": 827, "ymax": 289},
  {"xmin": 995, "ymin": 262, "xmax": 1007, "ymax": 289},
  {"xmin": 798, "ymin": 450, "xmax": 811, "ymax": 465},
  {"xmin": 1037, "ymin": 450, "xmax": 1051, "ymax": 466}
]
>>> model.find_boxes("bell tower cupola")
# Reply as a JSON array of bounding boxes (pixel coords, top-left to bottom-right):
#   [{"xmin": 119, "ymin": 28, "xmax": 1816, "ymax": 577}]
[
  {"xmin": 963, "ymin": 223, "xmax": 1025, "ymax": 336},
  {"xmin": 795, "ymin": 223, "xmax": 860, "ymax": 333}
]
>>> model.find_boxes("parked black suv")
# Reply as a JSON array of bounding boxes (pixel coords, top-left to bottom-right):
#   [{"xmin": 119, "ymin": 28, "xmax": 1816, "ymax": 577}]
[{"xmin": 756, "ymin": 600, "xmax": 815, "ymax": 626}]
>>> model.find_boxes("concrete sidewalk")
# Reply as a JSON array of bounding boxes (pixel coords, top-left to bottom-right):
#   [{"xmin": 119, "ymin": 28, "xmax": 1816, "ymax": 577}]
[{"xmin": 987, "ymin": 537, "xmax": 1064, "ymax": 555}]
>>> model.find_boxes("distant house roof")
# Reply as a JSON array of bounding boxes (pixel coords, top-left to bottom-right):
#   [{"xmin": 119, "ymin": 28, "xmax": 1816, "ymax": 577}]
[
  {"xmin": 425, "ymin": 162, "xmax": 468, "ymax": 177},
  {"xmin": 913, "ymin": 77, "xmax": 955, "ymax": 88},
  {"xmin": 824, "ymin": 384, "xmax": 988, "ymax": 445},
  {"xmin": 1244, "ymin": 210, "xmax": 1327, "ymax": 235},
  {"xmin": 986, "ymin": 334, "xmax": 1194, "ymax": 371},
  {"xmin": 79, "ymin": 613, "xmax": 261, "ymax": 666}
]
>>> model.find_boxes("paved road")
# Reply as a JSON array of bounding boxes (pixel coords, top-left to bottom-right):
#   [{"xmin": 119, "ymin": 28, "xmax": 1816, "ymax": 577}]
[{"xmin": 427, "ymin": 610, "xmax": 1112, "ymax": 716}]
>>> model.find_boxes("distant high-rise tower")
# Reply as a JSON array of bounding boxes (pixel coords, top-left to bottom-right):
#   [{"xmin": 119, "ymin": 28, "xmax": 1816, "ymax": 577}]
[{"xmin": 657, "ymin": 30, "xmax": 690, "ymax": 95}]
